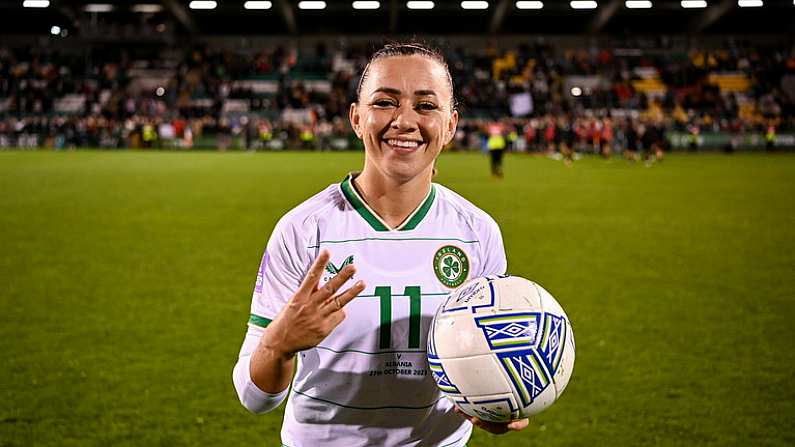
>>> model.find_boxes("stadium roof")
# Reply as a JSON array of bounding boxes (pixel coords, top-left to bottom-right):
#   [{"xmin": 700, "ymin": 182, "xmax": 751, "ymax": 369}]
[{"xmin": 2, "ymin": 0, "xmax": 794, "ymax": 37}]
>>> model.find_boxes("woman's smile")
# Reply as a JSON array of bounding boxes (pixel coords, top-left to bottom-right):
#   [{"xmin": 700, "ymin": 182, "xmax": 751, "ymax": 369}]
[{"xmin": 382, "ymin": 137, "xmax": 427, "ymax": 154}]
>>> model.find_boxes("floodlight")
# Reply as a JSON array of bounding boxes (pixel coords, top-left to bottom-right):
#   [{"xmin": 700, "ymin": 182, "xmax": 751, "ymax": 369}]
[
  {"xmin": 570, "ymin": 1, "xmax": 597, "ymax": 9},
  {"xmin": 625, "ymin": 0, "xmax": 651, "ymax": 8},
  {"xmin": 461, "ymin": 1, "xmax": 489, "ymax": 9},
  {"xmin": 737, "ymin": 0, "xmax": 762, "ymax": 6},
  {"xmin": 407, "ymin": 1, "xmax": 435, "ymax": 9},
  {"xmin": 23, "ymin": 0, "xmax": 50, "ymax": 7},
  {"xmin": 352, "ymin": 1, "xmax": 380, "ymax": 8},
  {"xmin": 516, "ymin": 1, "xmax": 543, "ymax": 8},
  {"xmin": 680, "ymin": 0, "xmax": 706, "ymax": 7},
  {"xmin": 189, "ymin": 1, "xmax": 217, "ymax": 9},
  {"xmin": 244, "ymin": 1, "xmax": 273, "ymax": 8},
  {"xmin": 83, "ymin": 4, "xmax": 114, "ymax": 12},
  {"xmin": 132, "ymin": 4, "xmax": 164, "ymax": 13},
  {"xmin": 298, "ymin": 1, "xmax": 327, "ymax": 9}
]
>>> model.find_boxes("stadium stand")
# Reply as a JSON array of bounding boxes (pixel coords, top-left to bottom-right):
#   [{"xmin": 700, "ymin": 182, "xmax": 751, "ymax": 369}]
[
  {"xmin": 1, "ymin": 1, "xmax": 794, "ymax": 152},
  {"xmin": 1, "ymin": 39, "xmax": 793, "ymax": 152}
]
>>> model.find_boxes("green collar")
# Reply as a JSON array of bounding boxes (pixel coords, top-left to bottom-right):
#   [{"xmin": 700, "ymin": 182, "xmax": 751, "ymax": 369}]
[{"xmin": 340, "ymin": 174, "xmax": 436, "ymax": 232}]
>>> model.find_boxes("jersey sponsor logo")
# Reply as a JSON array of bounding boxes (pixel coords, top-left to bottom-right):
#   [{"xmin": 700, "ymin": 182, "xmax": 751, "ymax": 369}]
[
  {"xmin": 433, "ymin": 245, "xmax": 470, "ymax": 288},
  {"xmin": 325, "ymin": 255, "xmax": 354, "ymax": 275}
]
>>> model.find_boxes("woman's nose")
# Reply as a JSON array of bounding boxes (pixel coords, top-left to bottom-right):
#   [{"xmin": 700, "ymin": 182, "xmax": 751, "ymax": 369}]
[{"xmin": 390, "ymin": 105, "xmax": 419, "ymax": 131}]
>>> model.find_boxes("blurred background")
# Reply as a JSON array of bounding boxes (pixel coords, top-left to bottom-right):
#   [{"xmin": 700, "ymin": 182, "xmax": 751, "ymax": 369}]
[
  {"xmin": 1, "ymin": 0, "xmax": 794, "ymax": 152},
  {"xmin": 1, "ymin": 2, "xmax": 794, "ymax": 447}
]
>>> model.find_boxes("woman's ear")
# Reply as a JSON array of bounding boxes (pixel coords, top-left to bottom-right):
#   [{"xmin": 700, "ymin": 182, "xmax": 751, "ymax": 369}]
[
  {"xmin": 349, "ymin": 102, "xmax": 362, "ymax": 139},
  {"xmin": 445, "ymin": 109, "xmax": 459, "ymax": 145}
]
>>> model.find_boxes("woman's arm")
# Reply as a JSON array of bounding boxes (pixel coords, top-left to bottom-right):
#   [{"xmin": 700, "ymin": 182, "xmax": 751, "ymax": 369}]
[{"xmin": 232, "ymin": 250, "xmax": 366, "ymax": 414}]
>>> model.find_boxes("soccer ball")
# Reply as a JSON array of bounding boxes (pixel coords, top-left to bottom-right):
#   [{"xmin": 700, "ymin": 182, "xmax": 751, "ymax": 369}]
[{"xmin": 427, "ymin": 275, "xmax": 575, "ymax": 422}]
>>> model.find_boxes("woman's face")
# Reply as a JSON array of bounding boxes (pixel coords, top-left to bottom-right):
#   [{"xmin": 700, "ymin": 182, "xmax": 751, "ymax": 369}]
[{"xmin": 350, "ymin": 55, "xmax": 458, "ymax": 182}]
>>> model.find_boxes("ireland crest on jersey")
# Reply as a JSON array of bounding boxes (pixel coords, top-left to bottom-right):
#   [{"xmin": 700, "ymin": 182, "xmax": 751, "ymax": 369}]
[
  {"xmin": 326, "ymin": 255, "xmax": 354, "ymax": 275},
  {"xmin": 433, "ymin": 245, "xmax": 470, "ymax": 288}
]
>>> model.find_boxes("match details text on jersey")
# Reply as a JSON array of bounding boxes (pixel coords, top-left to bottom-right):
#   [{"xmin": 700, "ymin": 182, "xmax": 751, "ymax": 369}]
[{"xmin": 368, "ymin": 359, "xmax": 428, "ymax": 377}]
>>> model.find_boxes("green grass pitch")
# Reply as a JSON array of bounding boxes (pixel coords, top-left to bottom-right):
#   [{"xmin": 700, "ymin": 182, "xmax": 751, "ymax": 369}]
[{"xmin": 1, "ymin": 150, "xmax": 793, "ymax": 446}]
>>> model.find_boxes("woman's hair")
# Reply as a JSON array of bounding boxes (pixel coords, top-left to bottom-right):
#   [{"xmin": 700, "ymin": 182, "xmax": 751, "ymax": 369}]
[{"xmin": 355, "ymin": 42, "xmax": 456, "ymax": 111}]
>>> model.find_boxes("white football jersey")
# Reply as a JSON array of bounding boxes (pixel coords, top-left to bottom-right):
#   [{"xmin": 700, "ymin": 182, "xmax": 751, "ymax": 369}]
[{"xmin": 238, "ymin": 174, "xmax": 507, "ymax": 447}]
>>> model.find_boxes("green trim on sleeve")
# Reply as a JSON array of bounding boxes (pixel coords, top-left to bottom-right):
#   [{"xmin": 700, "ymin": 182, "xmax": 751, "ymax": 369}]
[{"xmin": 248, "ymin": 314, "xmax": 272, "ymax": 328}]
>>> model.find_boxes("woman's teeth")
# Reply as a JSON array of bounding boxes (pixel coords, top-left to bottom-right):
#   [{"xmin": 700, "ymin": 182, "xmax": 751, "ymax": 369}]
[{"xmin": 387, "ymin": 139, "xmax": 421, "ymax": 148}]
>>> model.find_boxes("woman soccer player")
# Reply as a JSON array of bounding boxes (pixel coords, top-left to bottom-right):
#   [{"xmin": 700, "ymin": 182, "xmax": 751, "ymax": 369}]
[{"xmin": 232, "ymin": 43, "xmax": 529, "ymax": 446}]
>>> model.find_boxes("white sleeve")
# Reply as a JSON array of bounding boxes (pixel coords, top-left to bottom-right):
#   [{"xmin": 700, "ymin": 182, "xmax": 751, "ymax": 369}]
[
  {"xmin": 232, "ymin": 325, "xmax": 289, "ymax": 414},
  {"xmin": 232, "ymin": 218, "xmax": 309, "ymax": 414},
  {"xmin": 478, "ymin": 215, "xmax": 508, "ymax": 277},
  {"xmin": 249, "ymin": 219, "xmax": 309, "ymax": 326}
]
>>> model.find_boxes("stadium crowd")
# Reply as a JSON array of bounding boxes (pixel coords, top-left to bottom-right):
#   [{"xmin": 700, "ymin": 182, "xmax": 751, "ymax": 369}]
[{"xmin": 1, "ymin": 39, "xmax": 793, "ymax": 152}]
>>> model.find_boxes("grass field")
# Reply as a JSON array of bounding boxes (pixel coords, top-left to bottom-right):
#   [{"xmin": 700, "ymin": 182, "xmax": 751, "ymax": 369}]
[{"xmin": 1, "ymin": 150, "xmax": 793, "ymax": 447}]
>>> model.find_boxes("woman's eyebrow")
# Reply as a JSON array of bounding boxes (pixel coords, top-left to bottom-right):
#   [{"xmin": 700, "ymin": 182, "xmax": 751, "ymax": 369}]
[
  {"xmin": 371, "ymin": 87, "xmax": 437, "ymax": 97},
  {"xmin": 372, "ymin": 87, "xmax": 401, "ymax": 95}
]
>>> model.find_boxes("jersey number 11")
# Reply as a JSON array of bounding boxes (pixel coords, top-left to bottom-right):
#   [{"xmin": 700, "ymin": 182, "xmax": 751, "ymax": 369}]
[{"xmin": 374, "ymin": 286, "xmax": 423, "ymax": 350}]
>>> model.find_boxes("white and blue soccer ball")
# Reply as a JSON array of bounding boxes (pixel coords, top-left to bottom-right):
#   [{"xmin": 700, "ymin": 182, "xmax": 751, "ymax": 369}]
[{"xmin": 428, "ymin": 275, "xmax": 575, "ymax": 422}]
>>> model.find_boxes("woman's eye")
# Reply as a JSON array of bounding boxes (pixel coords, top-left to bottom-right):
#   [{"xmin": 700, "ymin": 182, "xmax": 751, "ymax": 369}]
[
  {"xmin": 417, "ymin": 102, "xmax": 438, "ymax": 111},
  {"xmin": 372, "ymin": 99, "xmax": 396, "ymax": 108}
]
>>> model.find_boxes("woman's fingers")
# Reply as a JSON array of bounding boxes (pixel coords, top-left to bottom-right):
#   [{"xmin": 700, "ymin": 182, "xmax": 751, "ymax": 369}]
[
  {"xmin": 322, "ymin": 279, "xmax": 366, "ymax": 314},
  {"xmin": 507, "ymin": 418, "xmax": 529, "ymax": 431},
  {"xmin": 335, "ymin": 280, "xmax": 366, "ymax": 308},
  {"xmin": 315, "ymin": 264, "xmax": 356, "ymax": 301},
  {"xmin": 453, "ymin": 406, "xmax": 527, "ymax": 434},
  {"xmin": 469, "ymin": 416, "xmax": 510, "ymax": 434},
  {"xmin": 297, "ymin": 250, "xmax": 330, "ymax": 296}
]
